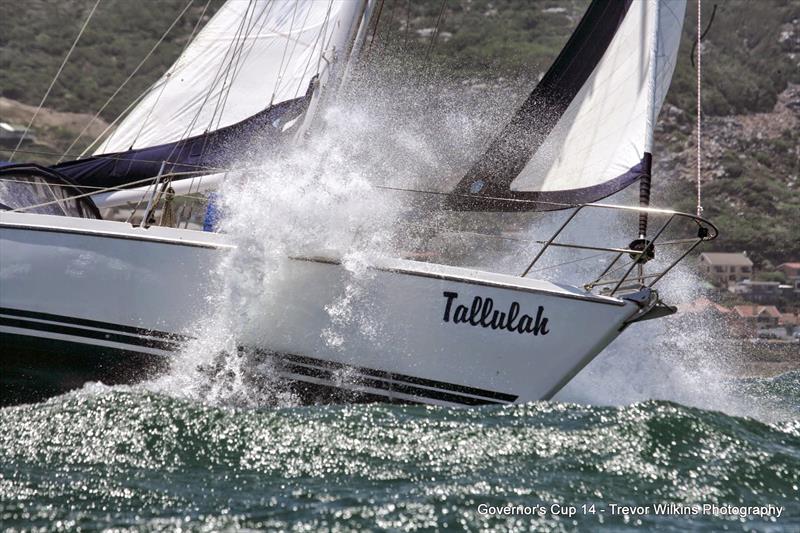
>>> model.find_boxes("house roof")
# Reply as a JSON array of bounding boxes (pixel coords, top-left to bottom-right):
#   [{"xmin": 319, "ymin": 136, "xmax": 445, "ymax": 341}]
[
  {"xmin": 780, "ymin": 313, "xmax": 800, "ymax": 326},
  {"xmin": 700, "ymin": 252, "xmax": 753, "ymax": 267},
  {"xmin": 733, "ymin": 305, "xmax": 782, "ymax": 319},
  {"xmin": 778, "ymin": 262, "xmax": 800, "ymax": 270}
]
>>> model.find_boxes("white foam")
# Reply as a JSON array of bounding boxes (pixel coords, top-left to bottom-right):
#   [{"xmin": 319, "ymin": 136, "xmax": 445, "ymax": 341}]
[{"xmin": 134, "ymin": 68, "xmax": 786, "ymax": 420}]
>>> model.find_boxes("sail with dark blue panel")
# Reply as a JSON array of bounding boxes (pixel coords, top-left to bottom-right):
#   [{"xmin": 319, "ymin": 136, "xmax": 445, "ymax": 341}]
[
  {"xmin": 56, "ymin": 0, "xmax": 371, "ymax": 191},
  {"xmin": 55, "ymin": 88, "xmax": 312, "ymax": 189},
  {"xmin": 448, "ymin": 0, "xmax": 686, "ymax": 211}
]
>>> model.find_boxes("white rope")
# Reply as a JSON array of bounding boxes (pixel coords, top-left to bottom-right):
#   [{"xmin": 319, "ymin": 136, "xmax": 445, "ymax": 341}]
[
  {"xmin": 696, "ymin": 0, "xmax": 703, "ymax": 217},
  {"xmin": 8, "ymin": 0, "xmax": 101, "ymax": 162},
  {"xmin": 57, "ymin": 0, "xmax": 196, "ymax": 163}
]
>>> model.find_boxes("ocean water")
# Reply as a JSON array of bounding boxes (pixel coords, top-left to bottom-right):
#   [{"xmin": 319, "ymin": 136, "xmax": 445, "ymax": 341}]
[{"xmin": 1, "ymin": 373, "xmax": 798, "ymax": 531}]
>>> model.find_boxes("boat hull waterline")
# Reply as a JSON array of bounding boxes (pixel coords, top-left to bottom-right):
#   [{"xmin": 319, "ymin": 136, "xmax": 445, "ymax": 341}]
[{"xmin": 1, "ymin": 212, "xmax": 646, "ymax": 407}]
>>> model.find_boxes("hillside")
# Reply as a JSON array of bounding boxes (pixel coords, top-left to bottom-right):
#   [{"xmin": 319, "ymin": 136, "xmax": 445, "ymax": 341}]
[
  {"xmin": 0, "ymin": 0, "xmax": 798, "ymax": 263},
  {"xmin": 657, "ymin": 84, "xmax": 800, "ymax": 266},
  {"xmin": 0, "ymin": 97, "xmax": 108, "ymax": 163},
  {"xmin": 0, "ymin": 0, "xmax": 224, "ymax": 120}
]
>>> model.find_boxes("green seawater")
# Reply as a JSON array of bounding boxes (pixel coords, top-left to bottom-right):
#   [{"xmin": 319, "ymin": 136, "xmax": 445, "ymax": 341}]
[{"xmin": 1, "ymin": 373, "xmax": 799, "ymax": 532}]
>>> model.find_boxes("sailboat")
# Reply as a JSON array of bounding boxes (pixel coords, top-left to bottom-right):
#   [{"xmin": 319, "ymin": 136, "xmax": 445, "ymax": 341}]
[{"xmin": 0, "ymin": 0, "xmax": 716, "ymax": 407}]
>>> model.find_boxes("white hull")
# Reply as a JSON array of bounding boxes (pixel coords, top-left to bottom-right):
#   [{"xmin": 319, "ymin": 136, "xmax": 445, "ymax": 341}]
[{"xmin": 0, "ymin": 212, "xmax": 649, "ymax": 406}]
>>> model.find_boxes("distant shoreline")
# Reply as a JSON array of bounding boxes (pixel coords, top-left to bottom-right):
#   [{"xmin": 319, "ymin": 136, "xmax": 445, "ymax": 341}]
[{"xmin": 725, "ymin": 341, "xmax": 799, "ymax": 378}]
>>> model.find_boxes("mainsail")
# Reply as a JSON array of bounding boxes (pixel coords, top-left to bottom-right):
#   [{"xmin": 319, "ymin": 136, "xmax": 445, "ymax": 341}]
[
  {"xmin": 448, "ymin": 0, "xmax": 686, "ymax": 211},
  {"xmin": 56, "ymin": 0, "xmax": 371, "ymax": 189}
]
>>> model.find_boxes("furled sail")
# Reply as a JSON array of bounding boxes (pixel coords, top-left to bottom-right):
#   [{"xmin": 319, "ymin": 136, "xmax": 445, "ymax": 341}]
[
  {"xmin": 449, "ymin": 0, "xmax": 686, "ymax": 211},
  {"xmin": 57, "ymin": 0, "xmax": 370, "ymax": 189}
]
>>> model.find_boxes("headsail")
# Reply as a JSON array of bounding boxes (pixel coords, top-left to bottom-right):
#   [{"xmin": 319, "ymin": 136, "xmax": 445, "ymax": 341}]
[
  {"xmin": 449, "ymin": 0, "xmax": 686, "ymax": 211},
  {"xmin": 57, "ymin": 0, "xmax": 370, "ymax": 189}
]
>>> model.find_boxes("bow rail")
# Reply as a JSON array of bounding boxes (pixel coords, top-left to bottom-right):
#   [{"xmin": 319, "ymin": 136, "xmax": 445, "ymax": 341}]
[{"xmin": 520, "ymin": 202, "xmax": 718, "ymax": 297}]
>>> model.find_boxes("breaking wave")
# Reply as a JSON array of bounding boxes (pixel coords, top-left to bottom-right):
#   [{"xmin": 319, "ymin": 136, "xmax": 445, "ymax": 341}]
[{"xmin": 1, "ymin": 388, "xmax": 798, "ymax": 530}]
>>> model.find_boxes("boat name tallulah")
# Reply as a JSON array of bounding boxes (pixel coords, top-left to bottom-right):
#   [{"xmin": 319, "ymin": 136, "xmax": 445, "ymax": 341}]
[{"xmin": 442, "ymin": 291, "xmax": 550, "ymax": 335}]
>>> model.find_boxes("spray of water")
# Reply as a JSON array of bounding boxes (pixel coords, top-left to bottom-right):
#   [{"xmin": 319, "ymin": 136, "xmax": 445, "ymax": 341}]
[
  {"xmin": 134, "ymin": 64, "xmax": 786, "ymax": 419},
  {"xmin": 140, "ymin": 67, "xmax": 516, "ymax": 406},
  {"xmin": 545, "ymin": 203, "xmax": 794, "ymax": 422}
]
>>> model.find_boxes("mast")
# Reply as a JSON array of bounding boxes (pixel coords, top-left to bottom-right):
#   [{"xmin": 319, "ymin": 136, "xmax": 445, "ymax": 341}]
[{"xmin": 293, "ymin": 0, "xmax": 375, "ymax": 143}]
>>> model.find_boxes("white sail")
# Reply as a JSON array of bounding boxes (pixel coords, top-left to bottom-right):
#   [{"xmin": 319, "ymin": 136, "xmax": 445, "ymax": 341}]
[
  {"xmin": 95, "ymin": 0, "xmax": 367, "ymax": 154},
  {"xmin": 452, "ymin": 0, "xmax": 686, "ymax": 211},
  {"xmin": 510, "ymin": 0, "xmax": 685, "ymax": 194}
]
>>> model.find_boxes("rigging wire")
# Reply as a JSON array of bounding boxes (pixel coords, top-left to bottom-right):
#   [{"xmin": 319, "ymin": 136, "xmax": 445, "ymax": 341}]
[
  {"xmin": 206, "ymin": 0, "xmax": 263, "ymax": 134},
  {"xmin": 271, "ymin": 1, "xmax": 315, "ymax": 102},
  {"xmin": 270, "ymin": 0, "xmax": 301, "ymax": 107},
  {"xmin": 294, "ymin": 0, "xmax": 334, "ymax": 97},
  {"xmin": 79, "ymin": 82, "xmax": 152, "ymax": 157},
  {"xmin": 696, "ymin": 0, "xmax": 704, "ymax": 217},
  {"xmin": 123, "ymin": 0, "xmax": 259, "ymax": 216},
  {"xmin": 516, "ymin": 252, "xmax": 612, "ymax": 276},
  {"xmin": 425, "ymin": 0, "xmax": 448, "ymax": 61},
  {"xmin": 193, "ymin": 0, "xmax": 256, "ymax": 138},
  {"xmin": 153, "ymin": 0, "xmax": 256, "ymax": 164},
  {"xmin": 6, "ymin": 171, "xmax": 210, "ymax": 214},
  {"xmin": 58, "ymin": 0, "xmax": 197, "ymax": 163},
  {"xmin": 125, "ymin": 162, "xmax": 166, "ymax": 223},
  {"xmin": 8, "ymin": 0, "xmax": 101, "ymax": 162},
  {"xmin": 690, "ymin": 3, "xmax": 716, "ymax": 68},
  {"xmin": 311, "ymin": 0, "xmax": 337, "ymax": 83},
  {"xmin": 367, "ymin": 0, "xmax": 386, "ymax": 52},
  {"xmin": 426, "ymin": 0, "xmax": 447, "ymax": 58},
  {"xmin": 125, "ymin": 0, "xmax": 215, "ymax": 153},
  {"xmin": 3, "ymin": 155, "xmax": 717, "ymax": 229},
  {"xmin": 380, "ymin": 0, "xmax": 400, "ymax": 51}
]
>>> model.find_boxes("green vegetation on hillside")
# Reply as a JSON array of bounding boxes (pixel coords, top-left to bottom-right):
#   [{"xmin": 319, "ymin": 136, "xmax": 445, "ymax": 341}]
[
  {"xmin": 668, "ymin": 0, "xmax": 800, "ymax": 116},
  {"xmin": 672, "ymin": 124, "xmax": 800, "ymax": 266},
  {"xmin": 385, "ymin": 0, "xmax": 800, "ymax": 117},
  {"xmin": 0, "ymin": 0, "xmax": 224, "ymax": 120},
  {"xmin": 4, "ymin": 1, "xmax": 797, "ymax": 119},
  {"xmin": 373, "ymin": 0, "xmax": 588, "ymax": 77}
]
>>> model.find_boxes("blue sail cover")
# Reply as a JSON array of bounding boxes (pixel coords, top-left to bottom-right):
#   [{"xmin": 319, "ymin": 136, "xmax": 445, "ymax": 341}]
[{"xmin": 54, "ymin": 87, "xmax": 313, "ymax": 190}]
